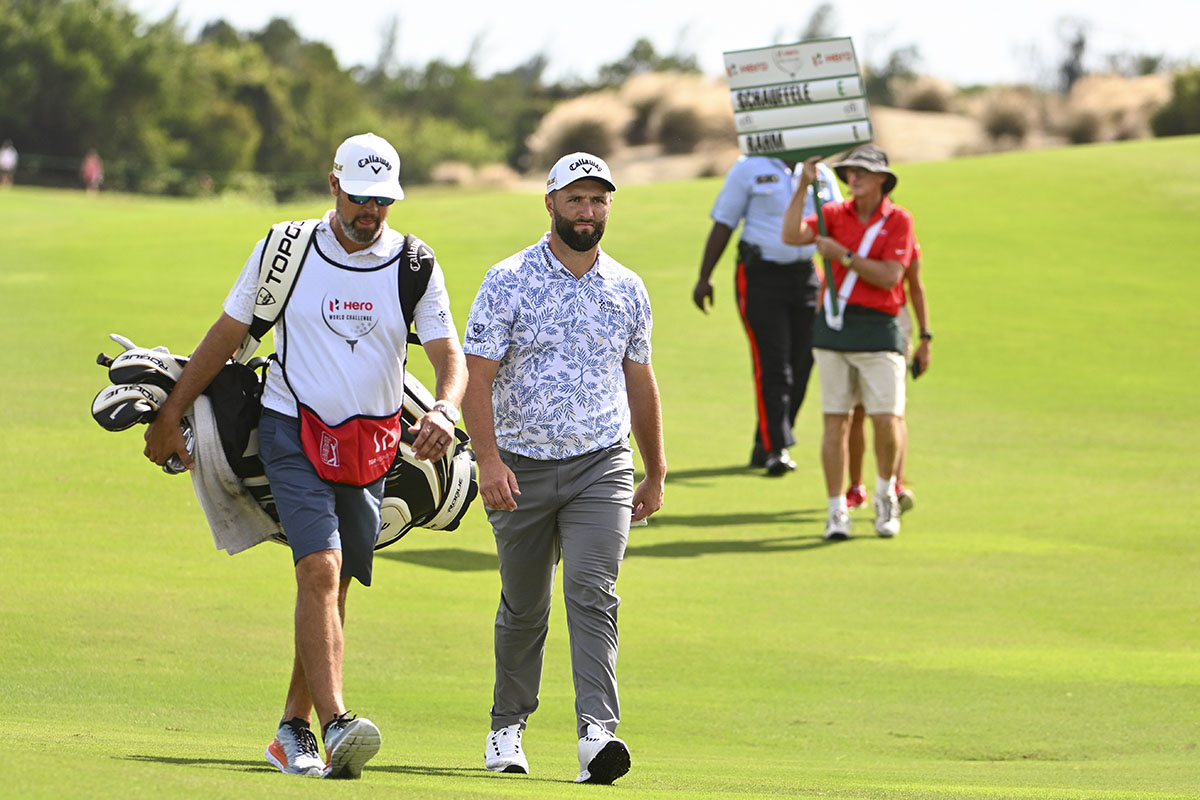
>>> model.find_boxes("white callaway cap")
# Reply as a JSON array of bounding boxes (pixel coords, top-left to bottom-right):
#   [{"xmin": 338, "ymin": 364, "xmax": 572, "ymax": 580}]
[
  {"xmin": 545, "ymin": 152, "xmax": 617, "ymax": 194},
  {"xmin": 332, "ymin": 132, "xmax": 404, "ymax": 201}
]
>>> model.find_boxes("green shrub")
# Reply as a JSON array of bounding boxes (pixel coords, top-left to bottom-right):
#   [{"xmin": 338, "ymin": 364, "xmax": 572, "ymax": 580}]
[{"xmin": 1151, "ymin": 68, "xmax": 1200, "ymax": 136}]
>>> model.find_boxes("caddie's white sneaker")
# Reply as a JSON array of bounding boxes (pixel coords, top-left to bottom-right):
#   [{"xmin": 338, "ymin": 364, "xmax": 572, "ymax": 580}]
[
  {"xmin": 575, "ymin": 724, "xmax": 630, "ymax": 784},
  {"xmin": 322, "ymin": 712, "xmax": 381, "ymax": 779},
  {"xmin": 824, "ymin": 508, "xmax": 851, "ymax": 540},
  {"xmin": 265, "ymin": 718, "xmax": 324, "ymax": 776},
  {"xmin": 484, "ymin": 724, "xmax": 529, "ymax": 774},
  {"xmin": 873, "ymin": 492, "xmax": 901, "ymax": 538}
]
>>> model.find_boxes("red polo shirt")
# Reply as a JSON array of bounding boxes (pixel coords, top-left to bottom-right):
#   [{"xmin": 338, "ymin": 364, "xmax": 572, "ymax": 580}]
[{"xmin": 806, "ymin": 196, "xmax": 915, "ymax": 315}]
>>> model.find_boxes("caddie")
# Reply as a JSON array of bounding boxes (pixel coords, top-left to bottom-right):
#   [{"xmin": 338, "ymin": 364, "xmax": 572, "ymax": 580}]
[{"xmin": 144, "ymin": 132, "xmax": 467, "ymax": 779}]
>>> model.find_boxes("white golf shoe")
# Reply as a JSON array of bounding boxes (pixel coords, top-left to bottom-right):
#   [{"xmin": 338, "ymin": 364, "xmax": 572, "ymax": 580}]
[
  {"xmin": 322, "ymin": 713, "xmax": 381, "ymax": 779},
  {"xmin": 873, "ymin": 492, "xmax": 901, "ymax": 538},
  {"xmin": 575, "ymin": 724, "xmax": 630, "ymax": 784},
  {"xmin": 484, "ymin": 724, "xmax": 529, "ymax": 774},
  {"xmin": 265, "ymin": 718, "xmax": 324, "ymax": 776},
  {"xmin": 824, "ymin": 508, "xmax": 851, "ymax": 540}
]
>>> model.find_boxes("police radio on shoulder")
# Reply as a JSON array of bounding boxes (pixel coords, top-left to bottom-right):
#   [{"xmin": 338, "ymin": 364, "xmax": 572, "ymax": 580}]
[{"xmin": 431, "ymin": 401, "xmax": 460, "ymax": 424}]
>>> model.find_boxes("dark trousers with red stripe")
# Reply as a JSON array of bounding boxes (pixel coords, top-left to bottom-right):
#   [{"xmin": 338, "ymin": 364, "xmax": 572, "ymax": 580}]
[{"xmin": 735, "ymin": 243, "xmax": 820, "ymax": 458}]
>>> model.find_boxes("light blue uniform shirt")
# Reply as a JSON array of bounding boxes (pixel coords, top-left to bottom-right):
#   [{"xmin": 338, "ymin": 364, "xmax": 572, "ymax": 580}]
[{"xmin": 710, "ymin": 156, "xmax": 841, "ymax": 264}]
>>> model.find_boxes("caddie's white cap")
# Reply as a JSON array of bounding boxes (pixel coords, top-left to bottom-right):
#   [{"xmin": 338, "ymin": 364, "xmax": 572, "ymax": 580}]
[
  {"xmin": 332, "ymin": 132, "xmax": 404, "ymax": 200},
  {"xmin": 545, "ymin": 152, "xmax": 617, "ymax": 194}
]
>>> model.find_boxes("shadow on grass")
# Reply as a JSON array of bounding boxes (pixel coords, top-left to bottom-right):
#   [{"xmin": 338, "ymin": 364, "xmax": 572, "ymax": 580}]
[
  {"xmin": 373, "ymin": 764, "xmax": 577, "ymax": 783},
  {"xmin": 664, "ymin": 464, "xmax": 760, "ymax": 482},
  {"xmin": 121, "ymin": 754, "xmax": 274, "ymax": 773},
  {"xmin": 376, "ymin": 510, "xmax": 849, "ymax": 572},
  {"xmin": 119, "ymin": 755, "xmax": 577, "ymax": 783},
  {"xmin": 375, "ymin": 547, "xmax": 497, "ymax": 572},
  {"xmin": 644, "ymin": 508, "xmax": 825, "ymax": 528},
  {"xmin": 627, "ymin": 532, "xmax": 846, "ymax": 558}
]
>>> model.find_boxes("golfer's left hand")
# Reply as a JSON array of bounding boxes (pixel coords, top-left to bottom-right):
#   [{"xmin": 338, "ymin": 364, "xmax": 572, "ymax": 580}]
[{"xmin": 630, "ymin": 477, "xmax": 664, "ymax": 523}]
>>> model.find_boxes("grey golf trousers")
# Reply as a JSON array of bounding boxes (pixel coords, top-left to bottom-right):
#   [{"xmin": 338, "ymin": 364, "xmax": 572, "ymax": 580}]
[{"xmin": 488, "ymin": 443, "xmax": 634, "ymax": 738}]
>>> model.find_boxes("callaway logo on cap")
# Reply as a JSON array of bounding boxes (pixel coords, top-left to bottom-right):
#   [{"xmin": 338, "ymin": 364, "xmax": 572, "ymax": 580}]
[
  {"xmin": 333, "ymin": 132, "xmax": 405, "ymax": 201},
  {"xmin": 545, "ymin": 152, "xmax": 617, "ymax": 194}
]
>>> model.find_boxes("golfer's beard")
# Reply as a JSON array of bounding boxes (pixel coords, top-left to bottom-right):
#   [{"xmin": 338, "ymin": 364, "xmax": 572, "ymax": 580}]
[
  {"xmin": 554, "ymin": 212, "xmax": 605, "ymax": 252},
  {"xmin": 338, "ymin": 210, "xmax": 381, "ymax": 244}
]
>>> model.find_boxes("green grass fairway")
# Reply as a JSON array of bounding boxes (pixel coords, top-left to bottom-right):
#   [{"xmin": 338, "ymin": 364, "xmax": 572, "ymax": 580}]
[{"xmin": 2, "ymin": 136, "xmax": 1197, "ymax": 799}]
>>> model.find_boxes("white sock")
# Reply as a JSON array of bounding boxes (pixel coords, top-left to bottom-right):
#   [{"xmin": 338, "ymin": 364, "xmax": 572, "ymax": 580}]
[
  {"xmin": 876, "ymin": 475, "xmax": 896, "ymax": 498},
  {"xmin": 829, "ymin": 496, "xmax": 848, "ymax": 514}
]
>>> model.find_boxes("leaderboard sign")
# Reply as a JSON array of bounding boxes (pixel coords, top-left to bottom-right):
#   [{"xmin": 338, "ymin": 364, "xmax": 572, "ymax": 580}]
[{"xmin": 724, "ymin": 37, "xmax": 872, "ymax": 162}]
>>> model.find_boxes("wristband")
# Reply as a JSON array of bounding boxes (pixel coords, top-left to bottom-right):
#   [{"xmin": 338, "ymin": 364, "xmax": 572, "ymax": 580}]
[{"xmin": 919, "ymin": 330, "xmax": 933, "ymax": 341}]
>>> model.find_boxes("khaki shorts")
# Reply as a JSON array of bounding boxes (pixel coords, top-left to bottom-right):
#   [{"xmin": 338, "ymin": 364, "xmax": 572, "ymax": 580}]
[{"xmin": 814, "ymin": 348, "xmax": 906, "ymax": 416}]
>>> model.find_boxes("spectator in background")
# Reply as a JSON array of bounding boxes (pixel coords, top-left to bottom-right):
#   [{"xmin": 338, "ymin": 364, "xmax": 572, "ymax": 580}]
[
  {"xmin": 0, "ymin": 140, "xmax": 17, "ymax": 187},
  {"xmin": 80, "ymin": 149, "xmax": 104, "ymax": 193},
  {"xmin": 693, "ymin": 155, "xmax": 842, "ymax": 476}
]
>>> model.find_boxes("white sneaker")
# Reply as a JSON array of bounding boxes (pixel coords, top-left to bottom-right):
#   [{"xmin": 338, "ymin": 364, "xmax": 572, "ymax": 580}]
[
  {"xmin": 265, "ymin": 718, "xmax": 324, "ymax": 776},
  {"xmin": 824, "ymin": 508, "xmax": 851, "ymax": 540},
  {"xmin": 575, "ymin": 724, "xmax": 630, "ymax": 784},
  {"xmin": 322, "ymin": 713, "xmax": 381, "ymax": 779},
  {"xmin": 873, "ymin": 492, "xmax": 901, "ymax": 538},
  {"xmin": 484, "ymin": 724, "xmax": 529, "ymax": 774},
  {"xmin": 897, "ymin": 487, "xmax": 916, "ymax": 513}
]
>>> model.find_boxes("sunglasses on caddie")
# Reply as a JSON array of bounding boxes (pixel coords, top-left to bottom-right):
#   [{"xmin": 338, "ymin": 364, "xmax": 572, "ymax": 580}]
[{"xmin": 344, "ymin": 192, "xmax": 395, "ymax": 207}]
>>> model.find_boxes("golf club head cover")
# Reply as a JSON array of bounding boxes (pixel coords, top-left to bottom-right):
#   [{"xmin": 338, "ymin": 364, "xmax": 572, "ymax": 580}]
[
  {"xmin": 91, "ymin": 382, "xmax": 169, "ymax": 432},
  {"xmin": 108, "ymin": 347, "xmax": 188, "ymax": 389}
]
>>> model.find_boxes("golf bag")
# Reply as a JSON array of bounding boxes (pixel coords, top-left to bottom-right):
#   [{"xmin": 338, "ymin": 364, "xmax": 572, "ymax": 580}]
[{"xmin": 92, "ymin": 334, "xmax": 478, "ymax": 549}]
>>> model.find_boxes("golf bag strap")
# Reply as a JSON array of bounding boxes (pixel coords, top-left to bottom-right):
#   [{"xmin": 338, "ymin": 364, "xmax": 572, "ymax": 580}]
[
  {"xmin": 233, "ymin": 218, "xmax": 321, "ymax": 364},
  {"xmin": 398, "ymin": 234, "xmax": 436, "ymax": 346}
]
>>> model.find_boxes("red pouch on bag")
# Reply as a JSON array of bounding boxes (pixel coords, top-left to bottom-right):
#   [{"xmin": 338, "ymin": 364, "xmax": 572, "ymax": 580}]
[{"xmin": 297, "ymin": 404, "xmax": 403, "ymax": 487}]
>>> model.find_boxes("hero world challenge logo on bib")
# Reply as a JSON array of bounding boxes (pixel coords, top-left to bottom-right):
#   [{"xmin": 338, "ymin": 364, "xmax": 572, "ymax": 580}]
[{"xmin": 322, "ymin": 293, "xmax": 380, "ymax": 350}]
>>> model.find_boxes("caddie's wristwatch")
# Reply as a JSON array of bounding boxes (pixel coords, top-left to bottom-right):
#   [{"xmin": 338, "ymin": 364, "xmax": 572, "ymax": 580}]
[
  {"xmin": 431, "ymin": 401, "xmax": 460, "ymax": 424},
  {"xmin": 919, "ymin": 330, "xmax": 933, "ymax": 341},
  {"xmin": 841, "ymin": 250, "xmax": 855, "ymax": 266}
]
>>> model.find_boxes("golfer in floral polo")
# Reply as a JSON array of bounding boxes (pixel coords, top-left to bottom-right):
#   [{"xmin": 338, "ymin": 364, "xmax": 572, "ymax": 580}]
[{"xmin": 462, "ymin": 152, "xmax": 666, "ymax": 785}]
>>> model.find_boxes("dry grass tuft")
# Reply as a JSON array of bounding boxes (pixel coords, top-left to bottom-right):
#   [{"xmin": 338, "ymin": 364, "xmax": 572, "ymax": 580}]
[{"xmin": 525, "ymin": 91, "xmax": 633, "ymax": 168}]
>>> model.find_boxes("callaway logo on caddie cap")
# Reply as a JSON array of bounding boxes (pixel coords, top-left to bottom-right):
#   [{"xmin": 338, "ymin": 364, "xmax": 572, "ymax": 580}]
[{"xmin": 333, "ymin": 133, "xmax": 405, "ymax": 201}]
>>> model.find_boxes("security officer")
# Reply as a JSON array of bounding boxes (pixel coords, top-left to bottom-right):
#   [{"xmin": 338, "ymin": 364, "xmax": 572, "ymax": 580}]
[{"xmin": 693, "ymin": 154, "xmax": 841, "ymax": 476}]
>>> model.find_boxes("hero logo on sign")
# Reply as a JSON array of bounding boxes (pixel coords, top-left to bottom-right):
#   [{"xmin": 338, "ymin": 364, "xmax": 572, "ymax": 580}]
[{"xmin": 772, "ymin": 47, "xmax": 805, "ymax": 77}]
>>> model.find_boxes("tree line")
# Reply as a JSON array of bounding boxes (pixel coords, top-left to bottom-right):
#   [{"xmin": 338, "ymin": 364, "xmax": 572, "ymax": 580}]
[{"xmin": 0, "ymin": 0, "xmax": 698, "ymax": 198}]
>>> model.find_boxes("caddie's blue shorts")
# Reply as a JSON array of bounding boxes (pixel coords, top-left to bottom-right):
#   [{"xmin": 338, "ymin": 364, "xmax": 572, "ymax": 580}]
[{"xmin": 258, "ymin": 410, "xmax": 384, "ymax": 586}]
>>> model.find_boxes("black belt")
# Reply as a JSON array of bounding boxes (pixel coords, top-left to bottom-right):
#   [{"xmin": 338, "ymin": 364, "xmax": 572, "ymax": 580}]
[{"xmin": 738, "ymin": 240, "xmax": 812, "ymax": 269}]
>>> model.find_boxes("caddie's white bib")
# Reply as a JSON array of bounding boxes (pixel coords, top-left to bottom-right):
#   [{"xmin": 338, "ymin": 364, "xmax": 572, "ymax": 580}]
[{"xmin": 268, "ymin": 247, "xmax": 408, "ymax": 425}]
